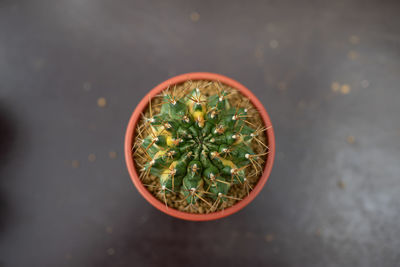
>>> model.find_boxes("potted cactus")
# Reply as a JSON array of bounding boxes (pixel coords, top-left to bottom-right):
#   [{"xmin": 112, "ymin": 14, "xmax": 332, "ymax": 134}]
[{"xmin": 125, "ymin": 72, "xmax": 275, "ymax": 221}]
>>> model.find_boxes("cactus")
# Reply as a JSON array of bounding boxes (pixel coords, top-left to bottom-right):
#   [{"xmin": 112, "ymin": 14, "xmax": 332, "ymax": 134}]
[{"xmin": 136, "ymin": 82, "xmax": 268, "ymax": 210}]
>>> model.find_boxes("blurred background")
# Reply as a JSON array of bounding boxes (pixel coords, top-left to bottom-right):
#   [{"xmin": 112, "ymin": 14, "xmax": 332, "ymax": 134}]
[{"xmin": 1, "ymin": 0, "xmax": 400, "ymax": 266}]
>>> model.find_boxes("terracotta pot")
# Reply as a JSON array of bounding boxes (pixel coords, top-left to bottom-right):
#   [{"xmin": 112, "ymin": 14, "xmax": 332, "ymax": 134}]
[{"xmin": 124, "ymin": 72, "xmax": 275, "ymax": 221}]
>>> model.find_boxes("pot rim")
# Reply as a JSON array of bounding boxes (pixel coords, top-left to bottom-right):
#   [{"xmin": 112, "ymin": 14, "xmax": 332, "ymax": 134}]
[{"xmin": 124, "ymin": 72, "xmax": 275, "ymax": 221}]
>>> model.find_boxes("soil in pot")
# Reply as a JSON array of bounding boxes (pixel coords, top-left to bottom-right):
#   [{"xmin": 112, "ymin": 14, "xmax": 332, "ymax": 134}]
[{"xmin": 132, "ymin": 80, "xmax": 269, "ymax": 214}]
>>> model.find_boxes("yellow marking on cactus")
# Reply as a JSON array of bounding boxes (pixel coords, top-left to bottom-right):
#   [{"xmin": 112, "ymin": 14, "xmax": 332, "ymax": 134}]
[
  {"xmin": 169, "ymin": 161, "xmax": 178, "ymax": 169},
  {"xmin": 186, "ymin": 89, "xmax": 207, "ymax": 127},
  {"xmin": 166, "ymin": 136, "xmax": 174, "ymax": 146},
  {"xmin": 193, "ymin": 110, "xmax": 204, "ymax": 118},
  {"xmin": 218, "ymin": 156, "xmax": 236, "ymax": 169},
  {"xmin": 186, "ymin": 98, "xmax": 206, "ymax": 127},
  {"xmin": 154, "ymin": 150, "xmax": 167, "ymax": 160},
  {"xmin": 160, "ymin": 169, "xmax": 171, "ymax": 184},
  {"xmin": 152, "ymin": 125, "xmax": 175, "ymax": 147},
  {"xmin": 160, "ymin": 161, "xmax": 178, "ymax": 183},
  {"xmin": 193, "ymin": 110, "xmax": 205, "ymax": 127}
]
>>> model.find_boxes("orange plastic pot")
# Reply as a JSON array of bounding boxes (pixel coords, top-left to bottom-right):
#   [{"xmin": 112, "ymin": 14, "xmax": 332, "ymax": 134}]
[{"xmin": 124, "ymin": 72, "xmax": 275, "ymax": 221}]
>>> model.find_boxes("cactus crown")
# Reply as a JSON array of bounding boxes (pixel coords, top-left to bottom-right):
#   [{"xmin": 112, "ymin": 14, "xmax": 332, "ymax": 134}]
[{"xmin": 135, "ymin": 81, "xmax": 268, "ymax": 211}]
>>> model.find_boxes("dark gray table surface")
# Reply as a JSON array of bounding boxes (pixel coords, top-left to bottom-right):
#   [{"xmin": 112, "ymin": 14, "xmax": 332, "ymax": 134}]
[{"xmin": 1, "ymin": 0, "xmax": 400, "ymax": 266}]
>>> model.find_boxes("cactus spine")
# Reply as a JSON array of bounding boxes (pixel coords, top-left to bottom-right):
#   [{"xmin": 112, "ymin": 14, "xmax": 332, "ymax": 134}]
[{"xmin": 136, "ymin": 82, "xmax": 268, "ymax": 210}]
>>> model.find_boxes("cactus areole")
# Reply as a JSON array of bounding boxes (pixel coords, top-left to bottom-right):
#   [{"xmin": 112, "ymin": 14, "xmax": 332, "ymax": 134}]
[{"xmin": 125, "ymin": 73, "xmax": 275, "ymax": 221}]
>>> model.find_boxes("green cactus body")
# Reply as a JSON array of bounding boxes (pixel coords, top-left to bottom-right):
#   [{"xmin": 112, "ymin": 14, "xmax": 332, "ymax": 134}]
[{"xmin": 141, "ymin": 87, "xmax": 259, "ymax": 204}]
